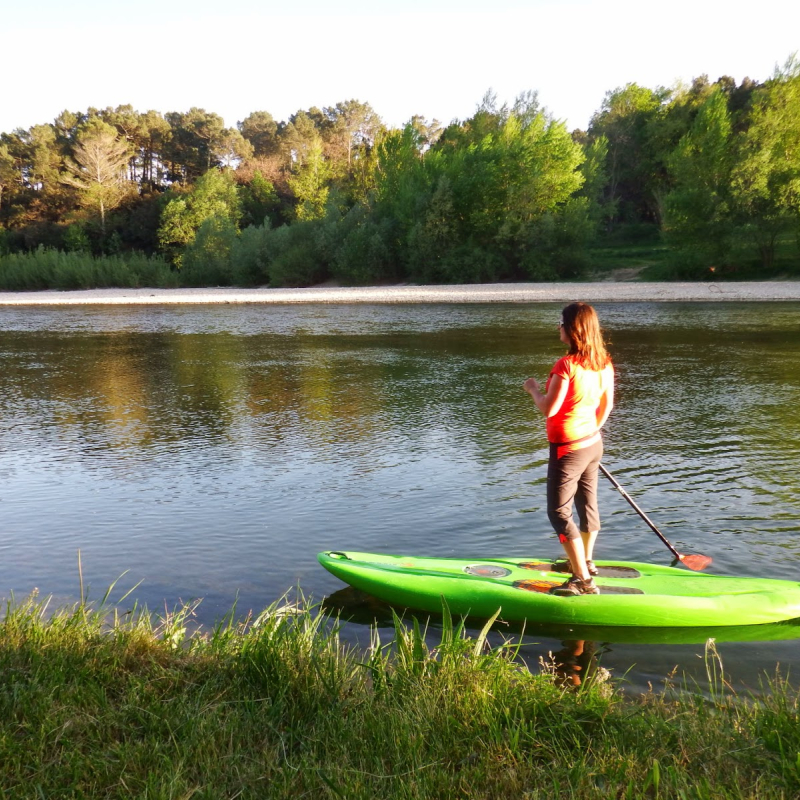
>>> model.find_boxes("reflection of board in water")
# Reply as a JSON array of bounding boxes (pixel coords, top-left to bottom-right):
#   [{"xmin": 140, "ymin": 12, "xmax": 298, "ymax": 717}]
[
  {"xmin": 322, "ymin": 586, "xmax": 397, "ymax": 627},
  {"xmin": 322, "ymin": 585, "xmax": 800, "ymax": 646}
]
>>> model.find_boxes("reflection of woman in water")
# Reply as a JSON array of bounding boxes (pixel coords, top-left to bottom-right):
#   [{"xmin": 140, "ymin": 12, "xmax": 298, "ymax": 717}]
[
  {"xmin": 524, "ymin": 302, "xmax": 614, "ymax": 596},
  {"xmin": 552, "ymin": 640, "xmax": 600, "ymax": 689}
]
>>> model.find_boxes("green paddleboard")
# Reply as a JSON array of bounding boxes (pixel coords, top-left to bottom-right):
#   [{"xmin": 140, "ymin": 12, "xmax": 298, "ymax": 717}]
[{"xmin": 318, "ymin": 551, "xmax": 800, "ymax": 628}]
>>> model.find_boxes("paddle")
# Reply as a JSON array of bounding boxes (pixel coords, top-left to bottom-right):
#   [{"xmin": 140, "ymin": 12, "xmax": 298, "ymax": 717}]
[{"xmin": 598, "ymin": 463, "xmax": 712, "ymax": 571}]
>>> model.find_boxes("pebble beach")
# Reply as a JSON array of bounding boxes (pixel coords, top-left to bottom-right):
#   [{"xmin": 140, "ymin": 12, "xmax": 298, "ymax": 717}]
[{"xmin": 0, "ymin": 281, "xmax": 799, "ymax": 305}]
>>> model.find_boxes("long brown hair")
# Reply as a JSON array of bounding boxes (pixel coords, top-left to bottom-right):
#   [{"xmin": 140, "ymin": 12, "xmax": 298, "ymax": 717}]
[{"xmin": 562, "ymin": 302, "xmax": 611, "ymax": 371}]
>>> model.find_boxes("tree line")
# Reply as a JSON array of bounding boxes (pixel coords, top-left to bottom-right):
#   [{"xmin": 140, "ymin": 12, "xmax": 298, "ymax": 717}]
[{"xmin": 0, "ymin": 57, "xmax": 798, "ymax": 289}]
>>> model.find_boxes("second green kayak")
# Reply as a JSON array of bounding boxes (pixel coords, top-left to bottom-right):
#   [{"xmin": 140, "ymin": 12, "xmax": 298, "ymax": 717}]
[{"xmin": 318, "ymin": 551, "xmax": 800, "ymax": 628}]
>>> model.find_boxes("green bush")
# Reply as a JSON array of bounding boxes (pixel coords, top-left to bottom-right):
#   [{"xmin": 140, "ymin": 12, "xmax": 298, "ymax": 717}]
[
  {"xmin": 0, "ymin": 247, "xmax": 178, "ymax": 290},
  {"xmin": 180, "ymin": 215, "xmax": 238, "ymax": 287},
  {"xmin": 263, "ymin": 219, "xmax": 334, "ymax": 287},
  {"xmin": 599, "ymin": 222, "xmax": 662, "ymax": 246},
  {"xmin": 62, "ymin": 224, "xmax": 91, "ymax": 253},
  {"xmin": 521, "ymin": 200, "xmax": 594, "ymax": 280},
  {"xmin": 331, "ymin": 209, "xmax": 396, "ymax": 285},
  {"xmin": 229, "ymin": 221, "xmax": 272, "ymax": 286}
]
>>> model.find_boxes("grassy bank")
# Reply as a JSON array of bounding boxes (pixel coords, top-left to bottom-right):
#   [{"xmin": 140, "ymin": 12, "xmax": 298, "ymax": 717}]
[
  {"xmin": 1, "ymin": 592, "xmax": 798, "ymax": 799},
  {"xmin": 587, "ymin": 233, "xmax": 800, "ymax": 282},
  {"xmin": 2, "ymin": 240, "xmax": 798, "ymax": 294}
]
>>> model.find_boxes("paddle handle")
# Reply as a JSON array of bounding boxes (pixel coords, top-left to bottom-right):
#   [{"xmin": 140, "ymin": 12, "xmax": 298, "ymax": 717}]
[{"xmin": 598, "ymin": 463, "xmax": 682, "ymax": 561}]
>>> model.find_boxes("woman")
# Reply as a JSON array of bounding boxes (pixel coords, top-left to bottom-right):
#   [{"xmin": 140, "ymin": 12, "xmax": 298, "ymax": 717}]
[{"xmin": 523, "ymin": 302, "xmax": 614, "ymax": 596}]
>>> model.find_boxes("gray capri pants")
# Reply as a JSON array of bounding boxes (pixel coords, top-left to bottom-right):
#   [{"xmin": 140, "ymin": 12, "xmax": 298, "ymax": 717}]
[{"xmin": 546, "ymin": 439, "xmax": 603, "ymax": 542}]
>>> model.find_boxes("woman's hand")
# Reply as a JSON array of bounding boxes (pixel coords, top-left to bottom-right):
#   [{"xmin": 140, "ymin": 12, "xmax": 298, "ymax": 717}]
[
  {"xmin": 523, "ymin": 377, "xmax": 540, "ymax": 396},
  {"xmin": 524, "ymin": 374, "xmax": 567, "ymax": 417}
]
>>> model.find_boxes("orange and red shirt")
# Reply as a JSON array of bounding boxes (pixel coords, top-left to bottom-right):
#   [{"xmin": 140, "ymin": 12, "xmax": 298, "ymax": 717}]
[{"xmin": 546, "ymin": 355, "xmax": 614, "ymax": 451}]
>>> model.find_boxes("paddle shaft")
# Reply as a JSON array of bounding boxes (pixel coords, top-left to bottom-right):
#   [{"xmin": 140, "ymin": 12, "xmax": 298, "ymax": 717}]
[{"xmin": 598, "ymin": 463, "xmax": 683, "ymax": 561}]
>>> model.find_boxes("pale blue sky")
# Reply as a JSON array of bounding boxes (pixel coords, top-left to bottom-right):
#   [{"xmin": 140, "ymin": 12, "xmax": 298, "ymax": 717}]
[{"xmin": 4, "ymin": 0, "xmax": 798, "ymax": 135}]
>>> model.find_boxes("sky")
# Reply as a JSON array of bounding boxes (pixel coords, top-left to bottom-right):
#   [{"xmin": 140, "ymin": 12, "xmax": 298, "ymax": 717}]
[{"xmin": 3, "ymin": 0, "xmax": 799, "ymax": 135}]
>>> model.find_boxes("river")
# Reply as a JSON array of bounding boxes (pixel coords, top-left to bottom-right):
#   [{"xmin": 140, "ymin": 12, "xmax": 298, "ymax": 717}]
[{"xmin": 1, "ymin": 301, "xmax": 798, "ymax": 693}]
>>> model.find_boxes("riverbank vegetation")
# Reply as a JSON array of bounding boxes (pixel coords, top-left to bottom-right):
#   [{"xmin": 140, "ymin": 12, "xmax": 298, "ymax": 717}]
[
  {"xmin": 1, "ymin": 56, "xmax": 799, "ymax": 290},
  {"xmin": 1, "ymin": 591, "xmax": 798, "ymax": 798}
]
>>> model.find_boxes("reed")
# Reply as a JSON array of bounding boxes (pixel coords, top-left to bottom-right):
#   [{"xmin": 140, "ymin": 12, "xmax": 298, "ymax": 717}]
[
  {"xmin": 0, "ymin": 248, "xmax": 179, "ymax": 291},
  {"xmin": 0, "ymin": 590, "xmax": 797, "ymax": 799}
]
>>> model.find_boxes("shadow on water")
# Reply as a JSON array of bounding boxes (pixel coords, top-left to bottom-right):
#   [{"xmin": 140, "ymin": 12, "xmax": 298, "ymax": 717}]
[{"xmin": 322, "ymin": 585, "xmax": 800, "ymax": 693}]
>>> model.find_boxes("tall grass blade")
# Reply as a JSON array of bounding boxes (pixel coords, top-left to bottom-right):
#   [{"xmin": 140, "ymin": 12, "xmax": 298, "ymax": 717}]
[{"xmin": 473, "ymin": 608, "xmax": 501, "ymax": 657}]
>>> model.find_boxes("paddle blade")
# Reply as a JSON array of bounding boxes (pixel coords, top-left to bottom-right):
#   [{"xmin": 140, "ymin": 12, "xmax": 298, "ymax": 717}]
[{"xmin": 678, "ymin": 553, "xmax": 713, "ymax": 571}]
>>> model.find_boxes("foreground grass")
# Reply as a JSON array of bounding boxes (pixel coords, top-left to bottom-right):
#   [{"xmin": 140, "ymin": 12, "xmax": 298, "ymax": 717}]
[{"xmin": 1, "ymin": 594, "xmax": 799, "ymax": 799}]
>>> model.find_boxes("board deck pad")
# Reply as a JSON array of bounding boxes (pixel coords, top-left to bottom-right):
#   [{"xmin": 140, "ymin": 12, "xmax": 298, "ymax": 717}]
[
  {"xmin": 513, "ymin": 579, "xmax": 644, "ymax": 595},
  {"xmin": 583, "ymin": 585, "xmax": 644, "ymax": 594},
  {"xmin": 518, "ymin": 561, "xmax": 642, "ymax": 579},
  {"xmin": 513, "ymin": 579, "xmax": 559, "ymax": 594}
]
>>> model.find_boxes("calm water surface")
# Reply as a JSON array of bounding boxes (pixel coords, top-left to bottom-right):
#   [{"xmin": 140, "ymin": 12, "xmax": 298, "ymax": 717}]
[{"xmin": 1, "ymin": 301, "xmax": 799, "ymax": 693}]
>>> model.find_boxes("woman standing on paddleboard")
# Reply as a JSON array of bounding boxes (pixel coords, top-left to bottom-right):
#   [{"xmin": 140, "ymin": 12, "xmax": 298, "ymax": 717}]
[{"xmin": 524, "ymin": 302, "xmax": 614, "ymax": 595}]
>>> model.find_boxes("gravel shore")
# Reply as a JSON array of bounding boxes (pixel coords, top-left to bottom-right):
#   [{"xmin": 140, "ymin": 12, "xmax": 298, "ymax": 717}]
[{"xmin": 1, "ymin": 281, "xmax": 799, "ymax": 305}]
